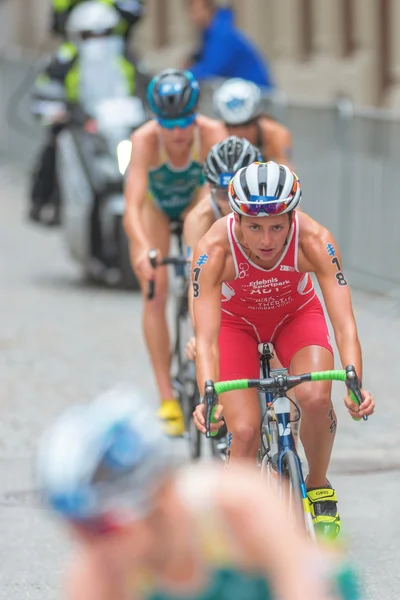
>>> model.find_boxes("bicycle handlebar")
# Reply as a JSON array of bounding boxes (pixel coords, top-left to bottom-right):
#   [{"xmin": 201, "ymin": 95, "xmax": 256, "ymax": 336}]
[
  {"xmin": 204, "ymin": 366, "xmax": 367, "ymax": 438},
  {"xmin": 147, "ymin": 249, "xmax": 188, "ymax": 300}
]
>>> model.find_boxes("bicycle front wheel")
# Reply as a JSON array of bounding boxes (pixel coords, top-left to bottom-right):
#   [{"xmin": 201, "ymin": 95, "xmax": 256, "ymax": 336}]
[{"xmin": 281, "ymin": 450, "xmax": 312, "ymax": 535}]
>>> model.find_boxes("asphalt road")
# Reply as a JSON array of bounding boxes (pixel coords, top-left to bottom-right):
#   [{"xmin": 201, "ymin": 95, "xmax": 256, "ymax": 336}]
[{"xmin": 1, "ymin": 163, "xmax": 399, "ymax": 599}]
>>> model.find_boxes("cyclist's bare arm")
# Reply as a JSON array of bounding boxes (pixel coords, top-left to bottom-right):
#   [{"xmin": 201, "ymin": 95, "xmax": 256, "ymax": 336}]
[
  {"xmin": 184, "ymin": 195, "xmax": 215, "ymax": 257},
  {"xmin": 184, "ymin": 197, "xmax": 216, "ymax": 325},
  {"xmin": 181, "ymin": 182, "xmax": 211, "ymax": 222},
  {"xmin": 123, "ymin": 124, "xmax": 154, "ymax": 251},
  {"xmin": 192, "ymin": 227, "xmax": 228, "ymax": 395},
  {"xmin": 262, "ymin": 119, "xmax": 293, "ymax": 168},
  {"xmin": 297, "ymin": 213, "xmax": 362, "ymax": 378},
  {"xmin": 178, "ymin": 463, "xmax": 343, "ymax": 600},
  {"xmin": 219, "ymin": 467, "xmax": 341, "ymax": 600},
  {"xmin": 66, "ymin": 550, "xmax": 128, "ymax": 600},
  {"xmin": 196, "ymin": 114, "xmax": 228, "ymax": 162}
]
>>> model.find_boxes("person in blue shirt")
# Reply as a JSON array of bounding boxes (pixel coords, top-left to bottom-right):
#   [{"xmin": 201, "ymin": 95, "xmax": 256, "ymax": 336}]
[{"xmin": 186, "ymin": 0, "xmax": 274, "ymax": 89}]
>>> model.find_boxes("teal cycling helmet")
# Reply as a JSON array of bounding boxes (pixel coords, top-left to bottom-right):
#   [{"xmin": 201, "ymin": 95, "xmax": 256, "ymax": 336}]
[
  {"xmin": 147, "ymin": 69, "xmax": 200, "ymax": 119},
  {"xmin": 37, "ymin": 387, "xmax": 172, "ymax": 527}
]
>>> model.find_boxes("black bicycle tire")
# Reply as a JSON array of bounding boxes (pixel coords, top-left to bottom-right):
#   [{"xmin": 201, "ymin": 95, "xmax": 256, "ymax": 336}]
[
  {"xmin": 281, "ymin": 449, "xmax": 306, "ymax": 529},
  {"xmin": 173, "ymin": 286, "xmax": 202, "ymax": 459}
]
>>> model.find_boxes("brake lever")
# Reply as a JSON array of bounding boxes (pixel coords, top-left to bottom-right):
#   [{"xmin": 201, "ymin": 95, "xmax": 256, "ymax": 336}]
[
  {"xmin": 346, "ymin": 365, "xmax": 367, "ymax": 421},
  {"xmin": 204, "ymin": 380, "xmax": 215, "ymax": 439},
  {"xmin": 147, "ymin": 249, "xmax": 158, "ymax": 300},
  {"xmin": 148, "ymin": 249, "xmax": 158, "ymax": 269}
]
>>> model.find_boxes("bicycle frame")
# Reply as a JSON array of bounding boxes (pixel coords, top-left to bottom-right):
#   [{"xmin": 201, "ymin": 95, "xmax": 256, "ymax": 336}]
[
  {"xmin": 258, "ymin": 344, "xmax": 299, "ymax": 472},
  {"xmin": 205, "ymin": 365, "xmax": 366, "ymax": 537}
]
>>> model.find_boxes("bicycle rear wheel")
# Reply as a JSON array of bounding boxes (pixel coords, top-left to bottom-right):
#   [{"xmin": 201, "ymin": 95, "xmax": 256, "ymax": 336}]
[
  {"xmin": 170, "ymin": 282, "xmax": 202, "ymax": 458},
  {"xmin": 281, "ymin": 450, "xmax": 314, "ymax": 537}
]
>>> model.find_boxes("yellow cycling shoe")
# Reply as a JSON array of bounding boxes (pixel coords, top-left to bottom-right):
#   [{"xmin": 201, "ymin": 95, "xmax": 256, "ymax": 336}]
[
  {"xmin": 307, "ymin": 481, "xmax": 341, "ymax": 541},
  {"xmin": 157, "ymin": 399, "xmax": 185, "ymax": 437}
]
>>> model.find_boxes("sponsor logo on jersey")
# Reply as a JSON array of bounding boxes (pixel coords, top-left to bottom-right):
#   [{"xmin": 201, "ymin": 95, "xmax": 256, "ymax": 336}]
[{"xmin": 280, "ymin": 265, "xmax": 295, "ymax": 272}]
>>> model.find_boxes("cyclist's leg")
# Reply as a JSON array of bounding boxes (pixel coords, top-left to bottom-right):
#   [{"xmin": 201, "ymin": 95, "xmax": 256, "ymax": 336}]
[
  {"xmin": 288, "ymin": 346, "xmax": 334, "ymax": 488},
  {"xmin": 219, "ymin": 324, "xmax": 261, "ymax": 460},
  {"xmin": 273, "ymin": 306, "xmax": 340, "ymax": 535},
  {"xmin": 133, "ymin": 200, "xmax": 174, "ymax": 403},
  {"xmin": 273, "ymin": 306, "xmax": 334, "ymax": 488}
]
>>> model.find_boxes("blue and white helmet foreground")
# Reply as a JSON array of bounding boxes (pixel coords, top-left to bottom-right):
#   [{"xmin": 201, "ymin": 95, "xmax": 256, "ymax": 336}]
[{"xmin": 37, "ymin": 388, "xmax": 172, "ymax": 523}]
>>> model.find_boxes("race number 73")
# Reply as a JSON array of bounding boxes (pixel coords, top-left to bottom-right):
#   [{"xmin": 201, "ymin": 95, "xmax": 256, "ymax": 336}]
[
  {"xmin": 192, "ymin": 253, "xmax": 209, "ymax": 298},
  {"xmin": 193, "ymin": 267, "xmax": 201, "ymax": 298}
]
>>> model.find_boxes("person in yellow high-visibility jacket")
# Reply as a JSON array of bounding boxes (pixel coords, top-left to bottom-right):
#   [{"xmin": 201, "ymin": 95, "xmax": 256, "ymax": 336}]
[
  {"xmin": 29, "ymin": 1, "xmax": 149, "ymax": 226},
  {"xmin": 50, "ymin": 0, "xmax": 145, "ymax": 41}
]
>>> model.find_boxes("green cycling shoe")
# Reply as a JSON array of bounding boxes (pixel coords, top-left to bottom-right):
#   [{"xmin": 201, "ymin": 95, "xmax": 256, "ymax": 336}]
[{"xmin": 307, "ymin": 480, "xmax": 341, "ymax": 540}]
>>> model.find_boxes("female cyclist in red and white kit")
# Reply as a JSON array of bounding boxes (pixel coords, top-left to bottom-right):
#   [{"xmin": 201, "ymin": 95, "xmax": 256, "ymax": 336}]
[{"xmin": 192, "ymin": 161, "xmax": 375, "ymax": 536}]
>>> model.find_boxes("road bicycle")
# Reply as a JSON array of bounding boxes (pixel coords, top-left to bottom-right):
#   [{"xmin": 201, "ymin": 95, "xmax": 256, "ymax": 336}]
[
  {"xmin": 204, "ymin": 350, "xmax": 366, "ymax": 538},
  {"xmin": 147, "ymin": 222, "xmax": 201, "ymax": 458}
]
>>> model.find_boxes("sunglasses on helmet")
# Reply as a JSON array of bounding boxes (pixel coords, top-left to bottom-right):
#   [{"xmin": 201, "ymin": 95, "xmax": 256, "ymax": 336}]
[
  {"xmin": 156, "ymin": 114, "xmax": 197, "ymax": 130},
  {"xmin": 238, "ymin": 194, "xmax": 292, "ymax": 216}
]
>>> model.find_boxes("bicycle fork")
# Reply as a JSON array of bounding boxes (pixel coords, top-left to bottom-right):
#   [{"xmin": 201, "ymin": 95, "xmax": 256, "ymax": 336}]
[{"xmin": 273, "ymin": 394, "xmax": 315, "ymax": 539}]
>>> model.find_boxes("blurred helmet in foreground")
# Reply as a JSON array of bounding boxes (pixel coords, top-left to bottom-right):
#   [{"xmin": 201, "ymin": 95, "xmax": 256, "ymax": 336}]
[{"xmin": 37, "ymin": 387, "xmax": 172, "ymax": 529}]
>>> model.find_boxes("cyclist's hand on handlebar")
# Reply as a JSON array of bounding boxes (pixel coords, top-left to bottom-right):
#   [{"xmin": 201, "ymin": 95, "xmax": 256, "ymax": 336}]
[
  {"xmin": 193, "ymin": 402, "xmax": 224, "ymax": 434},
  {"xmin": 133, "ymin": 247, "xmax": 159, "ymax": 281},
  {"xmin": 344, "ymin": 388, "xmax": 375, "ymax": 419},
  {"xmin": 185, "ymin": 336, "xmax": 196, "ymax": 361}
]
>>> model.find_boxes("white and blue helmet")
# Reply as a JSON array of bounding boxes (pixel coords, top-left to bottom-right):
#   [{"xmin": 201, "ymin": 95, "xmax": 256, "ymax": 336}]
[
  {"xmin": 37, "ymin": 388, "xmax": 172, "ymax": 524},
  {"xmin": 213, "ymin": 78, "xmax": 262, "ymax": 125}
]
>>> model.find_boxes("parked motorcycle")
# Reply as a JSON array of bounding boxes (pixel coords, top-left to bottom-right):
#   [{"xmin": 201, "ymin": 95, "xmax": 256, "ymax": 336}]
[
  {"xmin": 56, "ymin": 95, "xmax": 145, "ymax": 290},
  {"xmin": 31, "ymin": 41, "xmax": 148, "ymax": 289}
]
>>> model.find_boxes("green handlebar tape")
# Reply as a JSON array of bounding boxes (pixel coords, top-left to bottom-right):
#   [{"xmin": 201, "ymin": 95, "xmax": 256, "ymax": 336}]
[
  {"xmin": 311, "ymin": 371, "xmax": 362, "ymax": 422},
  {"xmin": 349, "ymin": 390, "xmax": 362, "ymax": 422},
  {"xmin": 209, "ymin": 380, "xmax": 248, "ymax": 437},
  {"xmin": 310, "ymin": 370, "xmax": 346, "ymax": 381},
  {"xmin": 210, "ymin": 405, "xmax": 219, "ymax": 437},
  {"xmin": 214, "ymin": 379, "xmax": 249, "ymax": 395}
]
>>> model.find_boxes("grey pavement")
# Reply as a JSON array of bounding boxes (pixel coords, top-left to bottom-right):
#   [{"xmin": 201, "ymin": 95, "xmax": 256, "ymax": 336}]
[{"xmin": 1, "ymin": 163, "xmax": 399, "ymax": 599}]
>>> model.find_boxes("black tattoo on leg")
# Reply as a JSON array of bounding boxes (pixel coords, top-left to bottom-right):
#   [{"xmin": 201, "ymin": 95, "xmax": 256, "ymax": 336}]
[{"xmin": 328, "ymin": 408, "xmax": 337, "ymax": 434}]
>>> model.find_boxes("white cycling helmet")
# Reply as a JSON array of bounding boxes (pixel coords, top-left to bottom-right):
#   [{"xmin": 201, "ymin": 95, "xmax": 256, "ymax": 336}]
[
  {"xmin": 66, "ymin": 1, "xmax": 120, "ymax": 40},
  {"xmin": 213, "ymin": 78, "xmax": 262, "ymax": 125},
  {"xmin": 228, "ymin": 161, "xmax": 302, "ymax": 217},
  {"xmin": 37, "ymin": 387, "xmax": 172, "ymax": 527}
]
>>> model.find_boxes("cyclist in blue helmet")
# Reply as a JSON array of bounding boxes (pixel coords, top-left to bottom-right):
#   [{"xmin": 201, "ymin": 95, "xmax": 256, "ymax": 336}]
[
  {"xmin": 37, "ymin": 386, "xmax": 364, "ymax": 600},
  {"xmin": 123, "ymin": 68, "xmax": 227, "ymax": 437}
]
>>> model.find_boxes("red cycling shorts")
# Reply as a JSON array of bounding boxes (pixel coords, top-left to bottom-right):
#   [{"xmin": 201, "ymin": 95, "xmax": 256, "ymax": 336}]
[{"xmin": 219, "ymin": 299, "xmax": 333, "ymax": 381}]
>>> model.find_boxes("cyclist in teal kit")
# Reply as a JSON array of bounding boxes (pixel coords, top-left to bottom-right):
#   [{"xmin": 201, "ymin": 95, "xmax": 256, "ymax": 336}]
[{"xmin": 124, "ymin": 68, "xmax": 226, "ymax": 435}]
